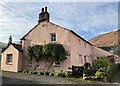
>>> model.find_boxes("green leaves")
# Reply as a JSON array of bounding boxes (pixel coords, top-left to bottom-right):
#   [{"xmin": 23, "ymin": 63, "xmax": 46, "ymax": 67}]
[
  {"xmin": 25, "ymin": 43, "xmax": 68, "ymax": 64},
  {"xmin": 92, "ymin": 57, "xmax": 111, "ymax": 70}
]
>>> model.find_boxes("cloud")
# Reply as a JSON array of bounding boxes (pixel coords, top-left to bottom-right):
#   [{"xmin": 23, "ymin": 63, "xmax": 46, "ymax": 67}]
[{"xmin": 0, "ymin": 2, "xmax": 118, "ymax": 43}]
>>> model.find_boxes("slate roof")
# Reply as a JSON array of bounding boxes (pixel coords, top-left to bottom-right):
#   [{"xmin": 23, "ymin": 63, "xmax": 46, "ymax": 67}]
[{"xmin": 2, "ymin": 43, "xmax": 23, "ymax": 53}]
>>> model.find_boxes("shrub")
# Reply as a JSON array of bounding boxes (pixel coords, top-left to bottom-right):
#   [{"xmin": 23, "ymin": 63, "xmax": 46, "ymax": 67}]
[
  {"xmin": 32, "ymin": 71, "xmax": 37, "ymax": 74},
  {"xmin": 95, "ymin": 71, "xmax": 106, "ymax": 79},
  {"xmin": 107, "ymin": 63, "xmax": 120, "ymax": 82},
  {"xmin": 84, "ymin": 62, "xmax": 91, "ymax": 69},
  {"xmin": 84, "ymin": 68, "xmax": 97, "ymax": 76},
  {"xmin": 45, "ymin": 71, "xmax": 50, "ymax": 75},
  {"xmin": 23, "ymin": 70, "xmax": 29, "ymax": 73},
  {"xmin": 40, "ymin": 71, "xmax": 44, "ymax": 75},
  {"xmin": 58, "ymin": 72, "xmax": 63, "ymax": 77},
  {"xmin": 29, "ymin": 71, "xmax": 33, "ymax": 74},
  {"xmin": 92, "ymin": 57, "xmax": 111, "ymax": 71},
  {"xmin": 61, "ymin": 72, "xmax": 66, "ymax": 77},
  {"xmin": 50, "ymin": 72, "xmax": 54, "ymax": 76},
  {"xmin": 57, "ymin": 72, "xmax": 66, "ymax": 77}
]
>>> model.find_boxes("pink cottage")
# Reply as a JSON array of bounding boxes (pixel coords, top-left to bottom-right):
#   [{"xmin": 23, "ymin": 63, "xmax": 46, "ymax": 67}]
[{"xmin": 1, "ymin": 7, "xmax": 118, "ymax": 72}]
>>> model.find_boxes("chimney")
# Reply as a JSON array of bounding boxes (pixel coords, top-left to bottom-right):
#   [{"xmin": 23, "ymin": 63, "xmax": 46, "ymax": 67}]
[
  {"xmin": 41, "ymin": 8, "xmax": 44, "ymax": 13},
  {"xmin": 38, "ymin": 7, "xmax": 50, "ymax": 23},
  {"xmin": 45, "ymin": 7, "xmax": 47, "ymax": 12}
]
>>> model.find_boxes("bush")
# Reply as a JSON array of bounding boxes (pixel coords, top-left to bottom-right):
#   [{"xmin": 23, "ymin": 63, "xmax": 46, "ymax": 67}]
[
  {"xmin": 58, "ymin": 72, "xmax": 63, "ymax": 77},
  {"xmin": 29, "ymin": 71, "xmax": 33, "ymax": 74},
  {"xmin": 23, "ymin": 70, "xmax": 29, "ymax": 73},
  {"xmin": 107, "ymin": 63, "xmax": 120, "ymax": 82},
  {"xmin": 84, "ymin": 68, "xmax": 97, "ymax": 76},
  {"xmin": 32, "ymin": 71, "xmax": 37, "ymax": 74},
  {"xmin": 45, "ymin": 71, "xmax": 50, "ymax": 75},
  {"xmin": 92, "ymin": 57, "xmax": 111, "ymax": 71},
  {"xmin": 84, "ymin": 62, "xmax": 91, "ymax": 69},
  {"xmin": 61, "ymin": 73, "xmax": 66, "ymax": 77},
  {"xmin": 57, "ymin": 72, "xmax": 66, "ymax": 77},
  {"xmin": 50, "ymin": 72, "xmax": 54, "ymax": 76},
  {"xmin": 40, "ymin": 71, "xmax": 44, "ymax": 75},
  {"xmin": 95, "ymin": 71, "xmax": 106, "ymax": 79}
]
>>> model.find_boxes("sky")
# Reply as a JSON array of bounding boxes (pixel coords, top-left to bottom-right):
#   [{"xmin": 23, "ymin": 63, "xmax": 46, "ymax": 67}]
[{"xmin": 0, "ymin": 0, "xmax": 118, "ymax": 43}]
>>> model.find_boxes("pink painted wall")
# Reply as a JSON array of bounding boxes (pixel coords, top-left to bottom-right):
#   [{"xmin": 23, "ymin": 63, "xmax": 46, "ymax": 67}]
[
  {"xmin": 22, "ymin": 21, "xmax": 71, "ymax": 71},
  {"xmin": 21, "ymin": 21, "xmax": 118, "ymax": 71},
  {"xmin": 92, "ymin": 46, "xmax": 113, "ymax": 60},
  {"xmin": 1, "ymin": 45, "xmax": 22, "ymax": 72},
  {"xmin": 70, "ymin": 32, "xmax": 93, "ymax": 66}
]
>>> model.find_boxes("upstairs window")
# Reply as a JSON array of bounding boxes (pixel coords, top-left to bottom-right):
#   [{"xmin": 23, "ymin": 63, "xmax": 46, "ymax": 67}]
[
  {"xmin": 50, "ymin": 33, "xmax": 56, "ymax": 42},
  {"xmin": 6, "ymin": 54, "xmax": 12, "ymax": 64}
]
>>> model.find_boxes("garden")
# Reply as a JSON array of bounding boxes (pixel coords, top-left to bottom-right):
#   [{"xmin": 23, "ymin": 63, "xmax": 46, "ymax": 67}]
[{"xmin": 23, "ymin": 43, "xmax": 120, "ymax": 83}]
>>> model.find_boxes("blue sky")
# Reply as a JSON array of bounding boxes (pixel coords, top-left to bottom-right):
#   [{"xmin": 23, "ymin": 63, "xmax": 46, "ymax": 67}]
[{"xmin": 0, "ymin": 1, "xmax": 118, "ymax": 43}]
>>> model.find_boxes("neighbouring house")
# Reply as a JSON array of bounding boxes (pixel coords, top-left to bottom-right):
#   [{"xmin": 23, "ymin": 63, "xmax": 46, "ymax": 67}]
[{"xmin": 1, "ymin": 7, "xmax": 119, "ymax": 72}]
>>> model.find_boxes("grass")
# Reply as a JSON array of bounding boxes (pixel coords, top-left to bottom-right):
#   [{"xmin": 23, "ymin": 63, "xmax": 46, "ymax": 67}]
[{"xmin": 66, "ymin": 77, "xmax": 103, "ymax": 84}]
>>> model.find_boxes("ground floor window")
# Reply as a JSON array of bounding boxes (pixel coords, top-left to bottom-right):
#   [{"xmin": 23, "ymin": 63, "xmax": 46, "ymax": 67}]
[
  {"xmin": 6, "ymin": 54, "xmax": 12, "ymax": 64},
  {"xmin": 52, "ymin": 62, "xmax": 60, "ymax": 67},
  {"xmin": 27, "ymin": 58, "xmax": 32, "ymax": 67},
  {"xmin": 84, "ymin": 56, "xmax": 87, "ymax": 63}
]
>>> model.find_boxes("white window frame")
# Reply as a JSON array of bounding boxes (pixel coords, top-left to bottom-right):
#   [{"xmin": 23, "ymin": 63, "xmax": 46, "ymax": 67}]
[
  {"xmin": 6, "ymin": 54, "xmax": 12, "ymax": 65},
  {"xmin": 50, "ymin": 33, "xmax": 56, "ymax": 42}
]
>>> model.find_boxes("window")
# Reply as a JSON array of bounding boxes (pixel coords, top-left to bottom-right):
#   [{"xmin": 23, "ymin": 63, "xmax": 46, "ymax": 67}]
[
  {"xmin": 52, "ymin": 62, "xmax": 60, "ymax": 67},
  {"xmin": 50, "ymin": 33, "xmax": 56, "ymax": 42},
  {"xmin": 6, "ymin": 54, "xmax": 12, "ymax": 64},
  {"xmin": 84, "ymin": 56, "xmax": 87, "ymax": 63},
  {"xmin": 27, "ymin": 58, "xmax": 32, "ymax": 67}
]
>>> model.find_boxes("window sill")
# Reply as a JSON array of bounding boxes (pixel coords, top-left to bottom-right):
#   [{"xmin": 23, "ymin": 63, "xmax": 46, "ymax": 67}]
[
  {"xmin": 27, "ymin": 64, "xmax": 32, "ymax": 67},
  {"xmin": 6, "ymin": 63, "xmax": 12, "ymax": 65}
]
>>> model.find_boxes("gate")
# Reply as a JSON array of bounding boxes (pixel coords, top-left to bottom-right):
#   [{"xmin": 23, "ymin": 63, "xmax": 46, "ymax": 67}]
[{"xmin": 72, "ymin": 65, "xmax": 83, "ymax": 77}]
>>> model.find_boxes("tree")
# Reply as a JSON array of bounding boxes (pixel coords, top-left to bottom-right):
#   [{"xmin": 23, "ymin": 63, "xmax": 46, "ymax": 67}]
[
  {"xmin": 25, "ymin": 43, "xmax": 68, "ymax": 71},
  {"xmin": 33, "ymin": 45, "xmax": 43, "ymax": 70},
  {"xmin": 44, "ymin": 43, "xmax": 68, "ymax": 71},
  {"xmin": 92, "ymin": 57, "xmax": 111, "ymax": 71},
  {"xmin": 25, "ymin": 45, "xmax": 43, "ymax": 71},
  {"xmin": 8, "ymin": 35, "xmax": 12, "ymax": 44}
]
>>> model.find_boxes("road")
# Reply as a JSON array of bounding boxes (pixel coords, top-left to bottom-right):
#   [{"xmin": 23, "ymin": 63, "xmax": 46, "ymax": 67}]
[{"xmin": 1, "ymin": 71, "xmax": 120, "ymax": 86}]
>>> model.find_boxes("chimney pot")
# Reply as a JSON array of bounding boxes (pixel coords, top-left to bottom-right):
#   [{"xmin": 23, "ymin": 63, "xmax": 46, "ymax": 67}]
[
  {"xmin": 45, "ymin": 7, "xmax": 47, "ymax": 12},
  {"xmin": 41, "ymin": 8, "xmax": 44, "ymax": 12}
]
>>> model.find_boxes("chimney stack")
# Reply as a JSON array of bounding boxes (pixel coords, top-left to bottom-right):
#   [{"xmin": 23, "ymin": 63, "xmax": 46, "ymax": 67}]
[{"xmin": 38, "ymin": 6, "xmax": 50, "ymax": 23}]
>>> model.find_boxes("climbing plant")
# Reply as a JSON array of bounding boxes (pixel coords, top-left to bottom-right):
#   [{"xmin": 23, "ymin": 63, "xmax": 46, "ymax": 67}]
[{"xmin": 25, "ymin": 43, "xmax": 68, "ymax": 71}]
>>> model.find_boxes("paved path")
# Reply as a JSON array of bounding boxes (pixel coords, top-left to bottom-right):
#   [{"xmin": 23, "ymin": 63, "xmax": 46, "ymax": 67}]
[
  {"xmin": 1, "ymin": 71, "xmax": 76, "ymax": 84},
  {"xmin": 1, "ymin": 71, "xmax": 120, "ymax": 86}
]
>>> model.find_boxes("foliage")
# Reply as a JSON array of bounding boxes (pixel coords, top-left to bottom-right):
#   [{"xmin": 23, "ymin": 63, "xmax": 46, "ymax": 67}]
[
  {"xmin": 32, "ymin": 71, "xmax": 38, "ymax": 74},
  {"xmin": 107, "ymin": 63, "xmax": 120, "ymax": 82},
  {"xmin": 57, "ymin": 72, "xmax": 66, "ymax": 77},
  {"xmin": 23, "ymin": 70, "xmax": 29, "ymax": 73},
  {"xmin": 84, "ymin": 62, "xmax": 91, "ymax": 69},
  {"xmin": 84, "ymin": 68, "xmax": 97, "ymax": 76},
  {"xmin": 33, "ymin": 45, "xmax": 43, "ymax": 62},
  {"xmin": 44, "ymin": 43, "xmax": 68, "ymax": 62},
  {"xmin": 45, "ymin": 71, "xmax": 50, "ymax": 75},
  {"xmin": 40, "ymin": 71, "xmax": 44, "ymax": 75},
  {"xmin": 25, "ymin": 46, "xmax": 35, "ymax": 60},
  {"xmin": 8, "ymin": 35, "xmax": 12, "ymax": 44},
  {"xmin": 95, "ymin": 71, "xmax": 107, "ymax": 79},
  {"xmin": 26, "ymin": 43, "xmax": 68, "ymax": 71},
  {"xmin": 50, "ymin": 72, "xmax": 54, "ymax": 76},
  {"xmin": 92, "ymin": 57, "xmax": 111, "ymax": 71}
]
